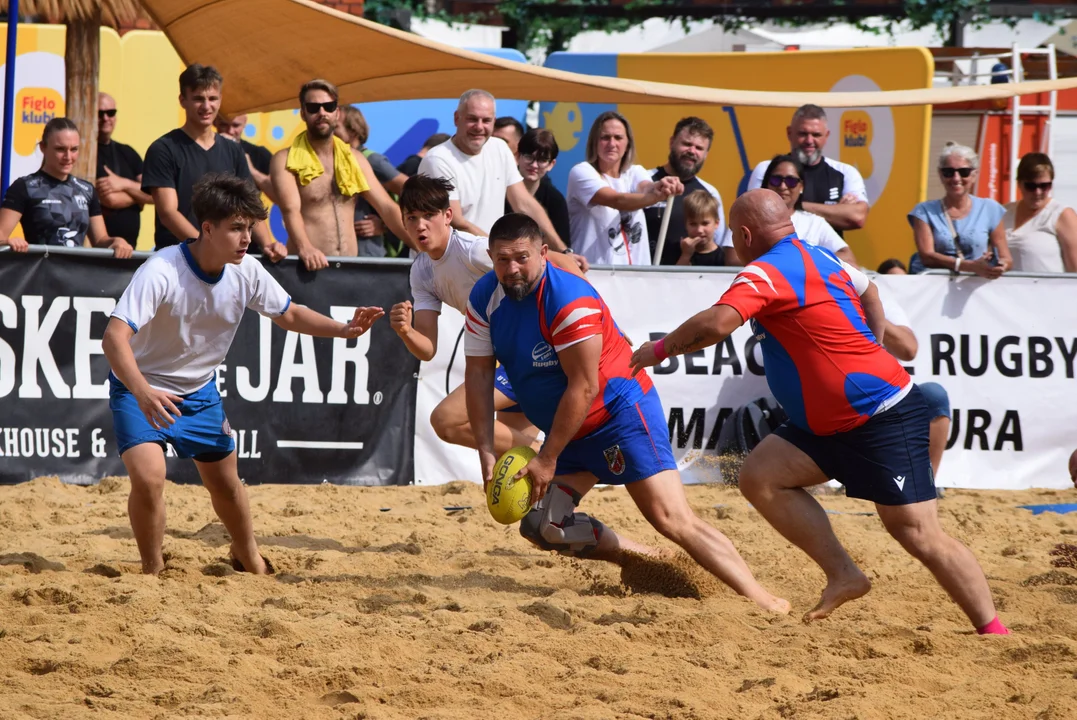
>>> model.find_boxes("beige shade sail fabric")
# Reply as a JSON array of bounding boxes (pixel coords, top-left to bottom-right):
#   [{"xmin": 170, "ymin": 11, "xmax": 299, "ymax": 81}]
[{"xmin": 140, "ymin": 0, "xmax": 1077, "ymax": 115}]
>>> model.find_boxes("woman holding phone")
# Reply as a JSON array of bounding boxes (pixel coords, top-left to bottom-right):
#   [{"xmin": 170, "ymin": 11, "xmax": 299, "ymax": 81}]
[{"xmin": 907, "ymin": 142, "xmax": 1010, "ymax": 277}]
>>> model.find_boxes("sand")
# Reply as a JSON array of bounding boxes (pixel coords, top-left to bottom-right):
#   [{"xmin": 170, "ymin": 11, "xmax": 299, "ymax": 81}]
[{"xmin": 0, "ymin": 476, "xmax": 1075, "ymax": 720}]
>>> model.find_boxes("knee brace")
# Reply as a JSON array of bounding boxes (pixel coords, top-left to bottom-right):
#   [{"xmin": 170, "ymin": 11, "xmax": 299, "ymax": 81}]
[{"xmin": 519, "ymin": 483, "xmax": 606, "ymax": 557}]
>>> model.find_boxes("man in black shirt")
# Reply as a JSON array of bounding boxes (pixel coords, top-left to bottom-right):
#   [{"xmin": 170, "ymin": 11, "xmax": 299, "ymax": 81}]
[
  {"xmin": 643, "ymin": 117, "xmax": 725, "ymax": 266},
  {"xmin": 141, "ymin": 64, "xmax": 286, "ymax": 258},
  {"xmin": 214, "ymin": 112, "xmax": 277, "ymax": 203},
  {"xmin": 96, "ymin": 92, "xmax": 153, "ymax": 248}
]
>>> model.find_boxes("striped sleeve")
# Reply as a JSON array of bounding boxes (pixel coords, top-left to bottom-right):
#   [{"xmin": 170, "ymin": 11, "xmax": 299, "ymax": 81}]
[
  {"xmin": 463, "ymin": 300, "xmax": 493, "ymax": 356},
  {"xmin": 548, "ymin": 295, "xmax": 603, "ymax": 352}
]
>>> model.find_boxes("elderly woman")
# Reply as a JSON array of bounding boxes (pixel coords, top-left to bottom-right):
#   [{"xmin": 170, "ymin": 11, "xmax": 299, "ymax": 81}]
[
  {"xmin": 566, "ymin": 110, "xmax": 681, "ymax": 265},
  {"xmin": 907, "ymin": 142, "xmax": 1011, "ymax": 277},
  {"xmin": 1003, "ymin": 152, "xmax": 1077, "ymax": 272}
]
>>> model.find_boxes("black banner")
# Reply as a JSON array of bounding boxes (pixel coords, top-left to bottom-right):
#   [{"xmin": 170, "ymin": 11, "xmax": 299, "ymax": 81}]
[{"xmin": 0, "ymin": 250, "xmax": 418, "ymax": 485}]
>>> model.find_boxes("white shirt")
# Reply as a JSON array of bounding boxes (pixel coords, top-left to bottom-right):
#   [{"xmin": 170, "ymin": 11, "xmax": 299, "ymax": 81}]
[
  {"xmin": 721, "ymin": 209, "xmax": 847, "ymax": 255},
  {"xmin": 417, "ymin": 137, "xmax": 522, "ymax": 235},
  {"xmin": 747, "ymin": 156, "xmax": 868, "ymax": 203},
  {"xmin": 111, "ymin": 243, "xmax": 291, "ymax": 395},
  {"xmin": 410, "ymin": 229, "xmax": 492, "ymax": 316},
  {"xmin": 1004, "ymin": 199, "xmax": 1068, "ymax": 273},
  {"xmin": 567, "ymin": 162, "xmax": 653, "ymax": 266}
]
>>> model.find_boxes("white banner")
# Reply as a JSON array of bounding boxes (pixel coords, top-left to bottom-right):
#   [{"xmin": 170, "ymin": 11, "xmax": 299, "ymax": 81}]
[{"xmin": 414, "ymin": 270, "xmax": 1077, "ymax": 490}]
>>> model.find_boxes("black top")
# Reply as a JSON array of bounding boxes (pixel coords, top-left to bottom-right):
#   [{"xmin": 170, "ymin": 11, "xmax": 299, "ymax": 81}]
[
  {"xmin": 240, "ymin": 139, "xmax": 273, "ymax": 176},
  {"xmin": 800, "ymin": 158, "xmax": 847, "ymax": 236},
  {"xmin": 141, "ymin": 128, "xmax": 252, "ymax": 249},
  {"xmin": 1, "ymin": 169, "xmax": 101, "ymax": 246},
  {"xmin": 503, "ymin": 176, "xmax": 571, "ymax": 248},
  {"xmin": 643, "ymin": 167, "xmax": 722, "ymax": 266},
  {"xmin": 397, "ymin": 154, "xmax": 422, "ymax": 177},
  {"xmin": 96, "ymin": 139, "xmax": 144, "ymax": 246},
  {"xmin": 689, "ymin": 247, "xmax": 724, "ymax": 267}
]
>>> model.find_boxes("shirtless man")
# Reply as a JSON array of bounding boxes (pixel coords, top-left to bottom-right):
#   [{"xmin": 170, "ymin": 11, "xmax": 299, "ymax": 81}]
[{"xmin": 270, "ymin": 79, "xmax": 414, "ymax": 271}]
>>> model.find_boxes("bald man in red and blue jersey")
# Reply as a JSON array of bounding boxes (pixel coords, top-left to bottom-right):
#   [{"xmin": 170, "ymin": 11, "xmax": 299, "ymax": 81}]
[
  {"xmin": 632, "ymin": 189, "xmax": 1008, "ymax": 635},
  {"xmin": 464, "ymin": 213, "xmax": 789, "ymax": 613}
]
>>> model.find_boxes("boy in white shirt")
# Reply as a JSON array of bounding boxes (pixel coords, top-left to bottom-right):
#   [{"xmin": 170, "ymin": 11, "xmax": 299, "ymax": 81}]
[
  {"xmin": 103, "ymin": 173, "xmax": 384, "ymax": 575},
  {"xmin": 389, "ymin": 174, "xmax": 585, "ymax": 453}
]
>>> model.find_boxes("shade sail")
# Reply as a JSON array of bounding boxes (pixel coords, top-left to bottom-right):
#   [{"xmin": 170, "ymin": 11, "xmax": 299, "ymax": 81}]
[{"xmin": 140, "ymin": 0, "xmax": 1077, "ymax": 115}]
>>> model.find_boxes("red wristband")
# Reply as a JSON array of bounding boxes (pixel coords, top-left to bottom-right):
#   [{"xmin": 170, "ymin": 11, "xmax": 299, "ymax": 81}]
[{"xmin": 654, "ymin": 337, "xmax": 669, "ymax": 362}]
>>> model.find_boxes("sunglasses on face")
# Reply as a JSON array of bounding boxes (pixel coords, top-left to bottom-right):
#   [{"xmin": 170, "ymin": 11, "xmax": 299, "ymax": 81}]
[
  {"xmin": 939, "ymin": 167, "xmax": 973, "ymax": 178},
  {"xmin": 304, "ymin": 100, "xmax": 338, "ymax": 115},
  {"xmin": 767, "ymin": 175, "xmax": 801, "ymax": 189},
  {"xmin": 1023, "ymin": 181, "xmax": 1052, "ymax": 192},
  {"xmin": 520, "ymin": 153, "xmax": 552, "ymax": 166},
  {"xmin": 98, "ymin": 109, "xmax": 117, "ymax": 118}
]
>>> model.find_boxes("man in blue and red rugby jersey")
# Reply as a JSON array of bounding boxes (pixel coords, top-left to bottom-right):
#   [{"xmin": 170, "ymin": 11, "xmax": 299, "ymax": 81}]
[
  {"xmin": 631, "ymin": 189, "xmax": 1008, "ymax": 635},
  {"xmin": 464, "ymin": 213, "xmax": 789, "ymax": 613}
]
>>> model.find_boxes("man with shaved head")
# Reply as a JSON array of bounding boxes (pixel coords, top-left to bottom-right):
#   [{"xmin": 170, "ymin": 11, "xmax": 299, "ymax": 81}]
[
  {"xmin": 96, "ymin": 92, "xmax": 153, "ymax": 247},
  {"xmin": 631, "ymin": 189, "xmax": 1007, "ymax": 635}
]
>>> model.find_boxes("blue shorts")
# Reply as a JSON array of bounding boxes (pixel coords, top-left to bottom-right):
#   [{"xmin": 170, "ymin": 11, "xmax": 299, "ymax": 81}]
[
  {"xmin": 774, "ymin": 384, "xmax": 936, "ymax": 506},
  {"xmin": 494, "ymin": 365, "xmax": 522, "ymax": 413},
  {"xmin": 109, "ymin": 374, "xmax": 235, "ymax": 460},
  {"xmin": 555, "ymin": 387, "xmax": 677, "ymax": 486},
  {"xmin": 918, "ymin": 381, "xmax": 951, "ymax": 420}
]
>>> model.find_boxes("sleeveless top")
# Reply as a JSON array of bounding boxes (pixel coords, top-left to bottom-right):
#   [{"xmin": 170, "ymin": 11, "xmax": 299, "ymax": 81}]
[{"xmin": 1004, "ymin": 199, "xmax": 1067, "ymax": 273}]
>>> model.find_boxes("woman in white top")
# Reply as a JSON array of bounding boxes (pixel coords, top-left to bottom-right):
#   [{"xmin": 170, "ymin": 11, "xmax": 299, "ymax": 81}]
[
  {"xmin": 566, "ymin": 111, "xmax": 682, "ymax": 265},
  {"xmin": 1003, "ymin": 152, "xmax": 1077, "ymax": 273},
  {"xmin": 721, "ymin": 154, "xmax": 856, "ymax": 266}
]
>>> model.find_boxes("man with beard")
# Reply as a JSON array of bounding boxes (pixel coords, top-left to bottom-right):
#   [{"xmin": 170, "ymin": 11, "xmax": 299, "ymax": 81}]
[
  {"xmin": 270, "ymin": 79, "xmax": 413, "ymax": 271},
  {"xmin": 746, "ymin": 105, "xmax": 869, "ymax": 236},
  {"xmin": 643, "ymin": 117, "xmax": 725, "ymax": 266},
  {"xmin": 463, "ymin": 213, "xmax": 790, "ymax": 615}
]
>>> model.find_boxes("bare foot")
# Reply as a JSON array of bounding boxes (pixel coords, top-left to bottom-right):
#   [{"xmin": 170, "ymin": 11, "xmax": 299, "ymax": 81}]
[
  {"xmin": 230, "ymin": 543, "xmax": 271, "ymax": 575},
  {"xmin": 803, "ymin": 572, "xmax": 871, "ymax": 622},
  {"xmin": 758, "ymin": 595, "xmax": 792, "ymax": 614}
]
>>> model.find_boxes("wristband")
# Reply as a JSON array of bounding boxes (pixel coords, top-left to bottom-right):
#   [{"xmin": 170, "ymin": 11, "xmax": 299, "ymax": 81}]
[{"xmin": 654, "ymin": 337, "xmax": 669, "ymax": 362}]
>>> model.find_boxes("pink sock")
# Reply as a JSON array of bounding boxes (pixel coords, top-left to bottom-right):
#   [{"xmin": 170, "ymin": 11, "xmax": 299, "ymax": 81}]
[{"xmin": 977, "ymin": 616, "xmax": 1010, "ymax": 635}]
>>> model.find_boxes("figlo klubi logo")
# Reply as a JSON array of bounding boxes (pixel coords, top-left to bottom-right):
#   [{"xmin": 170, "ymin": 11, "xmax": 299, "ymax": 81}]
[
  {"xmin": 840, "ymin": 110, "xmax": 874, "ymax": 179},
  {"xmin": 15, "ymin": 88, "xmax": 64, "ymax": 156}
]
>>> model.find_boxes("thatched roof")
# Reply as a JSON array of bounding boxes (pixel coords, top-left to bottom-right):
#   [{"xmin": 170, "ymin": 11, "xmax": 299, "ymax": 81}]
[{"xmin": 0, "ymin": 0, "xmax": 144, "ymax": 27}]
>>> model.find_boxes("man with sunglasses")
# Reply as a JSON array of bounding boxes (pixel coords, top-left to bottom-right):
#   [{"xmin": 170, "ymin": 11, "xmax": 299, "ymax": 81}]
[
  {"xmin": 142, "ymin": 64, "xmax": 287, "ymax": 260},
  {"xmin": 269, "ymin": 79, "xmax": 414, "ymax": 271},
  {"xmin": 746, "ymin": 104, "xmax": 868, "ymax": 237},
  {"xmin": 96, "ymin": 92, "xmax": 153, "ymax": 248}
]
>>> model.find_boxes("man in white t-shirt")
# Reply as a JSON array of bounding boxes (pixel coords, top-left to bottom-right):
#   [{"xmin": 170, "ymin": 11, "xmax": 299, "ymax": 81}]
[
  {"xmin": 102, "ymin": 174, "xmax": 384, "ymax": 576},
  {"xmin": 418, "ymin": 89, "xmax": 568, "ymax": 251},
  {"xmin": 389, "ymin": 175, "xmax": 586, "ymax": 453},
  {"xmin": 745, "ymin": 104, "xmax": 869, "ymax": 236}
]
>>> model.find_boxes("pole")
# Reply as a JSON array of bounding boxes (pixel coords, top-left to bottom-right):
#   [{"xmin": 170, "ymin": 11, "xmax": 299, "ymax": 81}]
[
  {"xmin": 1, "ymin": 0, "xmax": 19, "ymax": 197},
  {"xmin": 652, "ymin": 196, "xmax": 675, "ymax": 265}
]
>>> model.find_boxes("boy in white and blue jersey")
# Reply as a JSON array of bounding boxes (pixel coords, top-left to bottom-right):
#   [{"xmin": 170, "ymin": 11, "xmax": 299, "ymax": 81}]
[{"xmin": 102, "ymin": 173, "xmax": 384, "ymax": 575}]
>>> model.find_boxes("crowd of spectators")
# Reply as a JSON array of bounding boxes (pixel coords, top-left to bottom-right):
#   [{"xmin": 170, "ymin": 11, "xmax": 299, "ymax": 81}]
[{"xmin": 1, "ymin": 69, "xmax": 1073, "ymax": 284}]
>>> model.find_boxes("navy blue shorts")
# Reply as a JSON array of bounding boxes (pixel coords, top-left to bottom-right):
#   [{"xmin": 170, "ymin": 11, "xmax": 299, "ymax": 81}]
[
  {"xmin": 555, "ymin": 387, "xmax": 677, "ymax": 486},
  {"xmin": 109, "ymin": 374, "xmax": 235, "ymax": 460},
  {"xmin": 494, "ymin": 364, "xmax": 522, "ymax": 413},
  {"xmin": 774, "ymin": 385, "xmax": 936, "ymax": 506}
]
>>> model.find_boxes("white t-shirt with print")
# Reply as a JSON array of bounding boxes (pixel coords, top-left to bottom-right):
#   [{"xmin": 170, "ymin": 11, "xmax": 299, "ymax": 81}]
[
  {"xmin": 721, "ymin": 209, "xmax": 848, "ymax": 256},
  {"xmin": 567, "ymin": 162, "xmax": 653, "ymax": 266},
  {"xmin": 410, "ymin": 229, "xmax": 492, "ymax": 316},
  {"xmin": 111, "ymin": 243, "xmax": 291, "ymax": 395},
  {"xmin": 417, "ymin": 137, "xmax": 523, "ymax": 235}
]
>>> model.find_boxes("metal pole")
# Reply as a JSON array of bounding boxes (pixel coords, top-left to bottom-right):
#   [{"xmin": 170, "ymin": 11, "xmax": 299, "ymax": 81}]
[
  {"xmin": 1, "ymin": 0, "xmax": 18, "ymax": 197},
  {"xmin": 652, "ymin": 197, "xmax": 674, "ymax": 266}
]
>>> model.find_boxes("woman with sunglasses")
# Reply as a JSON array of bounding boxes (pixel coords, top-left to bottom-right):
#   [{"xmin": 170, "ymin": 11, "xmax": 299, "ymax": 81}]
[
  {"xmin": 1003, "ymin": 152, "xmax": 1077, "ymax": 272},
  {"xmin": 907, "ymin": 142, "xmax": 1010, "ymax": 277},
  {"xmin": 0, "ymin": 117, "xmax": 131, "ymax": 258},
  {"xmin": 723, "ymin": 154, "xmax": 855, "ymax": 265}
]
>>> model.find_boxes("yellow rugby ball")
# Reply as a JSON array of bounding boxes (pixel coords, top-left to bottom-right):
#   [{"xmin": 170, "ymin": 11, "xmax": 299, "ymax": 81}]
[{"xmin": 486, "ymin": 446, "xmax": 536, "ymax": 525}]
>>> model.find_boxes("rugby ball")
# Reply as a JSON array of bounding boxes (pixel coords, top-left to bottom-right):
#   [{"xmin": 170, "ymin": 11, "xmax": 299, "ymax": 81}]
[{"xmin": 487, "ymin": 446, "xmax": 536, "ymax": 525}]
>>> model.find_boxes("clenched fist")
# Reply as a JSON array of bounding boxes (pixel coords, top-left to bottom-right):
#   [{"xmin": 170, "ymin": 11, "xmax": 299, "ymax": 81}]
[{"xmin": 390, "ymin": 300, "xmax": 414, "ymax": 337}]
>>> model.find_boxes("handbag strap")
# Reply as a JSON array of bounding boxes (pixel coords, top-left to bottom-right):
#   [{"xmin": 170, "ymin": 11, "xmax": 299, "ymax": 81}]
[{"xmin": 942, "ymin": 205, "xmax": 965, "ymax": 259}]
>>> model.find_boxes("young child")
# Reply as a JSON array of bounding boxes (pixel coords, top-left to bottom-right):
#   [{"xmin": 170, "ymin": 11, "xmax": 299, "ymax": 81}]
[
  {"xmin": 676, "ymin": 189, "xmax": 724, "ymax": 266},
  {"xmin": 102, "ymin": 173, "xmax": 384, "ymax": 575}
]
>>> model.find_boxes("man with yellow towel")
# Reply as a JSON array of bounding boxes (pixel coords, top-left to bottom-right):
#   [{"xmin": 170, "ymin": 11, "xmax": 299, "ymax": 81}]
[{"xmin": 270, "ymin": 79, "xmax": 414, "ymax": 271}]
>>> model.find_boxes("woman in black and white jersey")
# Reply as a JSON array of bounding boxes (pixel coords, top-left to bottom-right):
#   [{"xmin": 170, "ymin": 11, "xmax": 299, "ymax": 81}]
[{"xmin": 0, "ymin": 117, "xmax": 131, "ymax": 257}]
